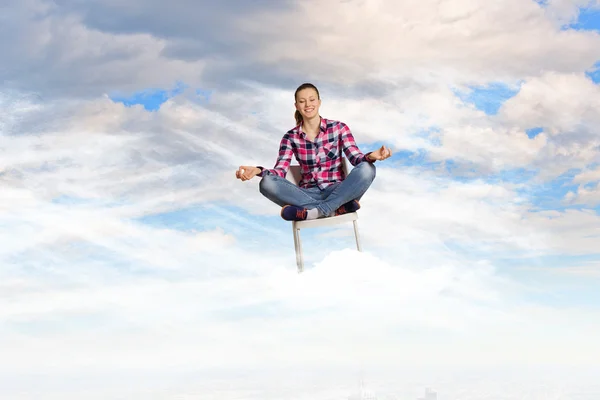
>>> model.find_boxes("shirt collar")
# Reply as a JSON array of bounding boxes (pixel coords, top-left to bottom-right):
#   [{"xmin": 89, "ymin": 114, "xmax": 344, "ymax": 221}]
[{"xmin": 298, "ymin": 116, "xmax": 326, "ymax": 137}]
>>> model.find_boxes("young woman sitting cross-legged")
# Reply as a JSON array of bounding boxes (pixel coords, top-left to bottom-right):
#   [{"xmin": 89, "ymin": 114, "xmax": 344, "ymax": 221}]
[{"xmin": 235, "ymin": 82, "xmax": 392, "ymax": 221}]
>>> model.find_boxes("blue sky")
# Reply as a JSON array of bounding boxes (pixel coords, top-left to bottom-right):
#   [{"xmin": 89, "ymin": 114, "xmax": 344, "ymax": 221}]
[
  {"xmin": 3, "ymin": 1, "xmax": 600, "ymax": 399},
  {"xmin": 567, "ymin": 5, "xmax": 600, "ymax": 30}
]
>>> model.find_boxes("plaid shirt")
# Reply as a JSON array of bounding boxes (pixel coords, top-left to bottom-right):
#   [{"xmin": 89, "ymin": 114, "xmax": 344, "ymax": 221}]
[{"xmin": 258, "ymin": 117, "xmax": 374, "ymax": 189}]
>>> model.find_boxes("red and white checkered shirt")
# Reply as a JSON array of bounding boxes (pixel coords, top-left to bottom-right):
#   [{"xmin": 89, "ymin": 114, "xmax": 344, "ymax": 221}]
[{"xmin": 258, "ymin": 117, "xmax": 374, "ymax": 189}]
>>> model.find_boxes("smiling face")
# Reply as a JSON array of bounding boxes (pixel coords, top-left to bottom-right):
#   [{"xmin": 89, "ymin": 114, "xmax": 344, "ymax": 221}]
[{"xmin": 295, "ymin": 87, "xmax": 321, "ymax": 121}]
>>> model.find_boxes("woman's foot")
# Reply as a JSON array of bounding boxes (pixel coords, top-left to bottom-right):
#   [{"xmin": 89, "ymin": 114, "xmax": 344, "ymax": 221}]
[
  {"xmin": 281, "ymin": 205, "xmax": 308, "ymax": 221},
  {"xmin": 335, "ymin": 200, "xmax": 361, "ymax": 216}
]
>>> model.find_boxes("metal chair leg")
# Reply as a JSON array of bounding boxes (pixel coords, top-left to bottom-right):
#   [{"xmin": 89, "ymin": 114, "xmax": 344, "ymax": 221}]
[
  {"xmin": 292, "ymin": 223, "xmax": 304, "ymax": 273},
  {"xmin": 353, "ymin": 219, "xmax": 362, "ymax": 252}
]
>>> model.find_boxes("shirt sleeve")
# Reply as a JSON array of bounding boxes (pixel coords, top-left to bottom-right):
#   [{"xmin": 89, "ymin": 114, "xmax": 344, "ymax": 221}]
[
  {"xmin": 339, "ymin": 123, "xmax": 375, "ymax": 166},
  {"xmin": 257, "ymin": 134, "xmax": 294, "ymax": 178}
]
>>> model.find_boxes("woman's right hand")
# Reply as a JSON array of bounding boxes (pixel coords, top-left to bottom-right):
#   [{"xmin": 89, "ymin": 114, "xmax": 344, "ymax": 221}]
[{"xmin": 236, "ymin": 166, "xmax": 260, "ymax": 181}]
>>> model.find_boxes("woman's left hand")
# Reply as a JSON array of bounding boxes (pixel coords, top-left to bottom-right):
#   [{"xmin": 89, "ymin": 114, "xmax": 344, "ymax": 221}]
[{"xmin": 368, "ymin": 145, "xmax": 392, "ymax": 161}]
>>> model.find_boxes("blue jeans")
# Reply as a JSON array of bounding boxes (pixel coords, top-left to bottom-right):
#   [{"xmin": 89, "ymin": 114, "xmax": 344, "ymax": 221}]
[{"xmin": 259, "ymin": 161, "xmax": 376, "ymax": 216}]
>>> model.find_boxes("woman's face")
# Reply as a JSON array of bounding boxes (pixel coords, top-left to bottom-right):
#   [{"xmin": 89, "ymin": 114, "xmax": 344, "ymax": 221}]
[{"xmin": 295, "ymin": 88, "xmax": 321, "ymax": 120}]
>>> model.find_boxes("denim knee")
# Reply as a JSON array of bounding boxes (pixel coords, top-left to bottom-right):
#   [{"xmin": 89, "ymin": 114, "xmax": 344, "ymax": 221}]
[
  {"xmin": 259, "ymin": 174, "xmax": 277, "ymax": 196},
  {"xmin": 355, "ymin": 161, "xmax": 376, "ymax": 181}
]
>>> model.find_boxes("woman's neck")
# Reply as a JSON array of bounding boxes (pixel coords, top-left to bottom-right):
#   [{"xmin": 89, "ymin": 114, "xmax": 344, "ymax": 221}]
[{"xmin": 302, "ymin": 115, "xmax": 320, "ymax": 136}]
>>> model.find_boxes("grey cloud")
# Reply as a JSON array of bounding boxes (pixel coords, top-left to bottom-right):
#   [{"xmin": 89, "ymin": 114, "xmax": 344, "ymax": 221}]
[
  {"xmin": 0, "ymin": 0, "xmax": 302, "ymax": 99},
  {"xmin": 1, "ymin": 3, "xmax": 173, "ymax": 98},
  {"xmin": 52, "ymin": 0, "xmax": 293, "ymax": 39},
  {"xmin": 4, "ymin": 0, "xmax": 600, "ymax": 104},
  {"xmin": 159, "ymin": 39, "xmax": 215, "ymax": 62},
  {"xmin": 1, "ymin": 0, "xmax": 390, "ymax": 103}
]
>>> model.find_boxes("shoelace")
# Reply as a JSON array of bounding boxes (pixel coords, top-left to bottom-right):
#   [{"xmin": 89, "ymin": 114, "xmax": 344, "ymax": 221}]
[{"xmin": 297, "ymin": 209, "xmax": 307, "ymax": 219}]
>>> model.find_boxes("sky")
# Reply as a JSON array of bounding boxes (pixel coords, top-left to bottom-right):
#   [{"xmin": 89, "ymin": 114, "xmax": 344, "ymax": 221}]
[{"xmin": 2, "ymin": 0, "xmax": 600, "ymax": 399}]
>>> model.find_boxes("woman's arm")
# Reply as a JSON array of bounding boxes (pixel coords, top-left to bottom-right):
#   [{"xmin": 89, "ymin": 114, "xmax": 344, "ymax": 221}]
[
  {"xmin": 339, "ymin": 123, "xmax": 375, "ymax": 166},
  {"xmin": 257, "ymin": 134, "xmax": 295, "ymax": 178}
]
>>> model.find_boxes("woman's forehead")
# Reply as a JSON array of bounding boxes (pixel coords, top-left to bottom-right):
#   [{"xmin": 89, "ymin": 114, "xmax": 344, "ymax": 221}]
[{"xmin": 296, "ymin": 88, "xmax": 318, "ymax": 99}]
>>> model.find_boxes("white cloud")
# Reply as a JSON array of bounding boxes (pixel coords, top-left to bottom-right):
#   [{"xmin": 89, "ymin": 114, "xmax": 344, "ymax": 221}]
[
  {"xmin": 240, "ymin": 0, "xmax": 600, "ymax": 83},
  {"xmin": 347, "ymin": 166, "xmax": 549, "ymax": 256},
  {"xmin": 498, "ymin": 71, "xmax": 600, "ymax": 178},
  {"xmin": 573, "ymin": 165, "xmax": 600, "ymax": 184},
  {"xmin": 500, "ymin": 72, "xmax": 600, "ymax": 136},
  {"xmin": 428, "ymin": 125, "xmax": 547, "ymax": 171},
  {"xmin": 565, "ymin": 165, "xmax": 600, "ymax": 206},
  {"xmin": 521, "ymin": 260, "xmax": 600, "ymax": 277},
  {"xmin": 565, "ymin": 182, "xmax": 600, "ymax": 206},
  {"xmin": 1, "ymin": 247, "xmax": 600, "ymax": 400},
  {"xmin": 521, "ymin": 208, "xmax": 600, "ymax": 253}
]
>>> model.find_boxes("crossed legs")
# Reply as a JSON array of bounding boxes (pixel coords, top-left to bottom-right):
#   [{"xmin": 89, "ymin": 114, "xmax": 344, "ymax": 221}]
[{"xmin": 259, "ymin": 161, "xmax": 376, "ymax": 220}]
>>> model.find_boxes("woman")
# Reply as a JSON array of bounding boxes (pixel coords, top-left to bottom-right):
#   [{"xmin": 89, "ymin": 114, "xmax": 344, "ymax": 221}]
[{"xmin": 235, "ymin": 82, "xmax": 392, "ymax": 221}]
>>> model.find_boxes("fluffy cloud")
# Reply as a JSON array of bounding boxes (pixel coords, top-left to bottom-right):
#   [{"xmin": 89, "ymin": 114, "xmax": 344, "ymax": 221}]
[
  {"xmin": 564, "ymin": 165, "xmax": 600, "ymax": 206},
  {"xmin": 2, "ymin": 247, "xmax": 599, "ymax": 400},
  {"xmin": 0, "ymin": 0, "xmax": 206, "ymax": 97},
  {"xmin": 239, "ymin": 0, "xmax": 600, "ymax": 84},
  {"xmin": 4, "ymin": 0, "xmax": 600, "ymax": 98},
  {"xmin": 2, "ymin": 248, "xmax": 598, "ymax": 367},
  {"xmin": 498, "ymin": 71, "xmax": 600, "ymax": 179},
  {"xmin": 573, "ymin": 164, "xmax": 600, "ymax": 184},
  {"xmin": 565, "ymin": 183, "xmax": 600, "ymax": 206}
]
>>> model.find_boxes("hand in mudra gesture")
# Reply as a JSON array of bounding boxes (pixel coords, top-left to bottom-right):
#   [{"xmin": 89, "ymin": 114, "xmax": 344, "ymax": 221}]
[
  {"xmin": 367, "ymin": 145, "xmax": 392, "ymax": 161},
  {"xmin": 235, "ymin": 166, "xmax": 261, "ymax": 181}
]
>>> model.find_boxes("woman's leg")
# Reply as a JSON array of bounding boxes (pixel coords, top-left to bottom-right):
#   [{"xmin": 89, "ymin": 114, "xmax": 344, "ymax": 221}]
[
  {"xmin": 319, "ymin": 161, "xmax": 376, "ymax": 216},
  {"xmin": 259, "ymin": 174, "xmax": 323, "ymax": 210}
]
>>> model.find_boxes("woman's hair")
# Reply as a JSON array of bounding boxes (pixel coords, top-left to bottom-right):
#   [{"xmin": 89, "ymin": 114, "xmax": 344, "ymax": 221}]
[{"xmin": 294, "ymin": 82, "xmax": 320, "ymax": 126}]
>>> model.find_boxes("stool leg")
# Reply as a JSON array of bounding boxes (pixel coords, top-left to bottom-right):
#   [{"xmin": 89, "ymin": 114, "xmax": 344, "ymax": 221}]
[
  {"xmin": 353, "ymin": 220, "xmax": 362, "ymax": 252},
  {"xmin": 293, "ymin": 223, "xmax": 304, "ymax": 273}
]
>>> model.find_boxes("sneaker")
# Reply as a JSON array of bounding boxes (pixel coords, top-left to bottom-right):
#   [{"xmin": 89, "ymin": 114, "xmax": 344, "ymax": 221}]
[
  {"xmin": 281, "ymin": 205, "xmax": 308, "ymax": 221},
  {"xmin": 335, "ymin": 200, "xmax": 361, "ymax": 216}
]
